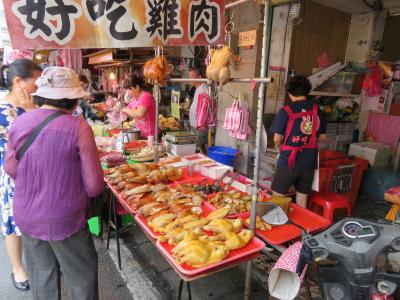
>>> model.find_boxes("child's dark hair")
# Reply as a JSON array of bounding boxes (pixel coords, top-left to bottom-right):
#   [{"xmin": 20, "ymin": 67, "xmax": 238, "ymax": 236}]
[
  {"xmin": 33, "ymin": 96, "xmax": 79, "ymax": 110},
  {"xmin": 130, "ymin": 76, "xmax": 145, "ymax": 89},
  {"xmin": 285, "ymin": 75, "xmax": 312, "ymax": 97},
  {"xmin": 0, "ymin": 59, "xmax": 42, "ymax": 91}
]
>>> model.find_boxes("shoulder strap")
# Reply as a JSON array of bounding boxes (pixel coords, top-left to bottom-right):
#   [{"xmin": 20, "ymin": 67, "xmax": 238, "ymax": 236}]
[
  {"xmin": 17, "ymin": 111, "xmax": 64, "ymax": 161},
  {"xmin": 283, "ymin": 105, "xmax": 293, "ymax": 117},
  {"xmin": 282, "ymin": 106, "xmax": 295, "ymax": 145},
  {"xmin": 309, "ymin": 103, "xmax": 319, "ymax": 144}
]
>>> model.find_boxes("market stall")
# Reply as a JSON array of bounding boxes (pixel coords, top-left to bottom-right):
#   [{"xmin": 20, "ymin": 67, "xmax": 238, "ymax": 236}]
[
  {"xmin": 101, "ymin": 153, "xmax": 331, "ymax": 298},
  {"xmin": 1, "ymin": 0, "xmax": 359, "ymax": 299}
]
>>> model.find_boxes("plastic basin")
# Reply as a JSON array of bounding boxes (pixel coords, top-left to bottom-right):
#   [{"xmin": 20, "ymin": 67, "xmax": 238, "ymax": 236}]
[{"xmin": 208, "ymin": 146, "xmax": 239, "ymax": 167}]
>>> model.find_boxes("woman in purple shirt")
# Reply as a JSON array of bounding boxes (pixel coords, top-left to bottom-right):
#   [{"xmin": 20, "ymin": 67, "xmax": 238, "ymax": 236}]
[{"xmin": 5, "ymin": 67, "xmax": 104, "ymax": 300}]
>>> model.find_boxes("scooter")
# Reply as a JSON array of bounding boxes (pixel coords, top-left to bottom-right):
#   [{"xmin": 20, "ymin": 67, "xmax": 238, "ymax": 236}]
[{"xmin": 303, "ymin": 218, "xmax": 400, "ymax": 300}]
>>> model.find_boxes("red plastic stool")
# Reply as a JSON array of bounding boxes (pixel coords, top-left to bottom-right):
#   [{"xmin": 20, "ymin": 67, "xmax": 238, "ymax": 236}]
[{"xmin": 308, "ymin": 192, "xmax": 352, "ymax": 224}]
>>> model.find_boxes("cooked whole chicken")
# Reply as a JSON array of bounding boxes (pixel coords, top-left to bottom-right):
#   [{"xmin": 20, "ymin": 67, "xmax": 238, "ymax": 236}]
[
  {"xmin": 143, "ymin": 56, "xmax": 173, "ymax": 86},
  {"xmin": 206, "ymin": 46, "xmax": 240, "ymax": 87}
]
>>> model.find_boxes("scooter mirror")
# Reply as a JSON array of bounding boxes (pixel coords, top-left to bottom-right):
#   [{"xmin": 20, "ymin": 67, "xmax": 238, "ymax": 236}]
[{"xmin": 258, "ymin": 202, "xmax": 289, "ymax": 226}]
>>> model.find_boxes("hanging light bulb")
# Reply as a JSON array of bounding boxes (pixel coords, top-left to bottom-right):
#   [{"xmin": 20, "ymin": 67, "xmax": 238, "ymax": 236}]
[
  {"xmin": 36, "ymin": 54, "xmax": 42, "ymax": 60},
  {"xmin": 109, "ymin": 72, "xmax": 116, "ymax": 80}
]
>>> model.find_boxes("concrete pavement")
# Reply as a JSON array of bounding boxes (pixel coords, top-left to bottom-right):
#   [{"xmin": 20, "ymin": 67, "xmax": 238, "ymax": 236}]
[
  {"xmin": 0, "ymin": 237, "xmax": 31, "ymax": 300},
  {"xmin": 0, "ymin": 236, "xmax": 133, "ymax": 300},
  {"xmin": 0, "ymin": 229, "xmax": 268, "ymax": 300}
]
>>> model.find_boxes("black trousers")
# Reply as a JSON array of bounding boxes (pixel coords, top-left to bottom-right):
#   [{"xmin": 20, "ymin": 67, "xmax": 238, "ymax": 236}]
[{"xmin": 22, "ymin": 227, "xmax": 98, "ymax": 300}]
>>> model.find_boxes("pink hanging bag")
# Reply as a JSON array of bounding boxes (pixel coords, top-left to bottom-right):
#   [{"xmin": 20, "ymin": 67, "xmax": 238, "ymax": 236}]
[
  {"xmin": 224, "ymin": 99, "xmax": 241, "ymax": 131},
  {"xmin": 195, "ymin": 93, "xmax": 210, "ymax": 130}
]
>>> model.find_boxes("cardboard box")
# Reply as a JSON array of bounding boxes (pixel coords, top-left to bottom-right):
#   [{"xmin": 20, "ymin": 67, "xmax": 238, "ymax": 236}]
[
  {"xmin": 199, "ymin": 163, "xmax": 233, "ymax": 180},
  {"xmin": 349, "ymin": 142, "xmax": 391, "ymax": 167},
  {"xmin": 223, "ymin": 175, "xmax": 253, "ymax": 194},
  {"xmin": 166, "ymin": 142, "xmax": 196, "ymax": 157}
]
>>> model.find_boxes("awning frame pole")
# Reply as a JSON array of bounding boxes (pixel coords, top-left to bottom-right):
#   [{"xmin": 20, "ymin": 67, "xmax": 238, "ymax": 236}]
[
  {"xmin": 168, "ymin": 78, "xmax": 271, "ymax": 83},
  {"xmin": 154, "ymin": 46, "xmax": 160, "ymax": 163},
  {"xmin": 244, "ymin": 1, "xmax": 270, "ymax": 299}
]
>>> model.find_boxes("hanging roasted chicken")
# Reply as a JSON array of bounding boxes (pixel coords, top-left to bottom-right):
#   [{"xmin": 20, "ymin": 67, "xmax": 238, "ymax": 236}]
[
  {"xmin": 143, "ymin": 56, "xmax": 173, "ymax": 86},
  {"xmin": 206, "ymin": 46, "xmax": 240, "ymax": 88}
]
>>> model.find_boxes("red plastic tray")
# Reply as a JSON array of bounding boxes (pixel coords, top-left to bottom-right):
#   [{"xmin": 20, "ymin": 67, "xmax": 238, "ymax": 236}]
[
  {"xmin": 134, "ymin": 202, "xmax": 265, "ymax": 275},
  {"xmin": 105, "ymin": 180, "xmax": 137, "ymax": 215},
  {"xmin": 243, "ymin": 203, "xmax": 330, "ymax": 245},
  {"xmin": 125, "ymin": 140, "xmax": 148, "ymax": 151},
  {"xmin": 172, "ymin": 167, "xmax": 207, "ymax": 184},
  {"xmin": 156, "ymin": 236, "xmax": 264, "ymax": 276},
  {"xmin": 289, "ymin": 203, "xmax": 330, "ymax": 233},
  {"xmin": 135, "ymin": 214, "xmax": 160, "ymax": 239},
  {"xmin": 107, "ymin": 128, "xmax": 122, "ymax": 137}
]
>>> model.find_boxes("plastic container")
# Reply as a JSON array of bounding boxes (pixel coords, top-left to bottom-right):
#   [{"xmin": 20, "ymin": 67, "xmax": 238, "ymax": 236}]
[
  {"xmin": 319, "ymin": 150, "xmax": 347, "ymax": 161},
  {"xmin": 182, "ymin": 153, "xmax": 208, "ymax": 163},
  {"xmin": 316, "ymin": 155, "xmax": 369, "ymax": 207},
  {"xmin": 166, "ymin": 141, "xmax": 196, "ymax": 156},
  {"xmin": 88, "ymin": 216, "xmax": 100, "ymax": 236},
  {"xmin": 223, "ymin": 175, "xmax": 253, "ymax": 194},
  {"xmin": 208, "ymin": 146, "xmax": 239, "ymax": 167},
  {"xmin": 200, "ymin": 163, "xmax": 233, "ymax": 179}
]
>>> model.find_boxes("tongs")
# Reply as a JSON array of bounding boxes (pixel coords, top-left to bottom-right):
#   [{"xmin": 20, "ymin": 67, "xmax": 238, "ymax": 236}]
[
  {"xmin": 208, "ymin": 170, "xmax": 232, "ymax": 193},
  {"xmin": 214, "ymin": 170, "xmax": 231, "ymax": 187},
  {"xmin": 223, "ymin": 173, "xmax": 240, "ymax": 191}
]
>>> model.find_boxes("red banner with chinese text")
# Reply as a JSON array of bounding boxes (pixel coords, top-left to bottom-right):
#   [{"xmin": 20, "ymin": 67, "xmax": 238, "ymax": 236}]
[{"xmin": 3, "ymin": 0, "xmax": 225, "ymax": 49}]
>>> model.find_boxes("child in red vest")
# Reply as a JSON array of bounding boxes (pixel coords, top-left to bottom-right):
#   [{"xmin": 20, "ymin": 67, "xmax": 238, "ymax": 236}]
[{"xmin": 270, "ymin": 76, "xmax": 327, "ymax": 208}]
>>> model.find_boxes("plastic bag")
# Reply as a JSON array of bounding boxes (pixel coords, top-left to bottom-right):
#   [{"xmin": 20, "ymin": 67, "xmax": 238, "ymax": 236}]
[{"xmin": 362, "ymin": 65, "xmax": 382, "ymax": 97}]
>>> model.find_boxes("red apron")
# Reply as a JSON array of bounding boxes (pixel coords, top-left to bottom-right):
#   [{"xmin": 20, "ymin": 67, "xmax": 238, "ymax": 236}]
[{"xmin": 280, "ymin": 103, "xmax": 319, "ymax": 170}]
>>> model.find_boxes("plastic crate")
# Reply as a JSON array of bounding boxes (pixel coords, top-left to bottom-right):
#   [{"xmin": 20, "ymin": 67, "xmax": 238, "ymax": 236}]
[
  {"xmin": 316, "ymin": 155, "xmax": 369, "ymax": 207},
  {"xmin": 337, "ymin": 123, "xmax": 358, "ymax": 139},
  {"xmin": 326, "ymin": 123, "xmax": 337, "ymax": 135},
  {"xmin": 319, "ymin": 150, "xmax": 347, "ymax": 160},
  {"xmin": 335, "ymin": 135, "xmax": 353, "ymax": 142}
]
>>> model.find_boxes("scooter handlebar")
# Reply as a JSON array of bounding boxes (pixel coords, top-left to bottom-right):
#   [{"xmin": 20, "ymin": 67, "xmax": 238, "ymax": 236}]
[{"xmin": 304, "ymin": 218, "xmax": 400, "ymax": 283}]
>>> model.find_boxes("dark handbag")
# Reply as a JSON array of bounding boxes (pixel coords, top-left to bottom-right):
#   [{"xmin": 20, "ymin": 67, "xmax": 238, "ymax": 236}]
[{"xmin": 17, "ymin": 111, "xmax": 64, "ymax": 160}]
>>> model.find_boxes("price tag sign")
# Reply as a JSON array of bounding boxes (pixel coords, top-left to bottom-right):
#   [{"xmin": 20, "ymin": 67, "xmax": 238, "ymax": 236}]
[
  {"xmin": 238, "ymin": 30, "xmax": 257, "ymax": 47},
  {"xmin": 171, "ymin": 90, "xmax": 181, "ymax": 119}
]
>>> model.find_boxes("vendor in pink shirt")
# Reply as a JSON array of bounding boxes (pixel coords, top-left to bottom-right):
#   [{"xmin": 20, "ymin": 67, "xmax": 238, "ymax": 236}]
[{"xmin": 122, "ymin": 77, "xmax": 156, "ymax": 138}]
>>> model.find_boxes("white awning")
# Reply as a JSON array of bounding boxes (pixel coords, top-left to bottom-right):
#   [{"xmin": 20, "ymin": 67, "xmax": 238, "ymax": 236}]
[{"xmin": 0, "ymin": 0, "xmax": 11, "ymax": 48}]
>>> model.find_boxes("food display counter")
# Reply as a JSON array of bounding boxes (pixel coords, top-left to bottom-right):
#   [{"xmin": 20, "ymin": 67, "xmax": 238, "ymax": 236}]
[{"xmin": 100, "ymin": 151, "xmax": 331, "ymax": 298}]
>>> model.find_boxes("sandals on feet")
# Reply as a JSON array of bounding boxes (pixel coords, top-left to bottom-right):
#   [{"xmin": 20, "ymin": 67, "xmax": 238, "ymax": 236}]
[{"xmin": 11, "ymin": 273, "xmax": 30, "ymax": 291}]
